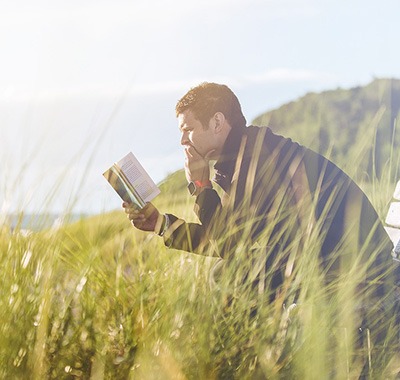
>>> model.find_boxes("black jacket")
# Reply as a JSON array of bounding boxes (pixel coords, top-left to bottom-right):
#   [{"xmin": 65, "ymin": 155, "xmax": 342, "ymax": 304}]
[{"xmin": 163, "ymin": 125, "xmax": 396, "ymax": 293}]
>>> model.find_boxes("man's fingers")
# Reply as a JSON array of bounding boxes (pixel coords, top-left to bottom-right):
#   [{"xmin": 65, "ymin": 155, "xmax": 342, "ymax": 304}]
[
  {"xmin": 185, "ymin": 145, "xmax": 203, "ymax": 159},
  {"xmin": 124, "ymin": 206, "xmax": 138, "ymax": 214},
  {"xmin": 128, "ymin": 210, "xmax": 143, "ymax": 218},
  {"xmin": 141, "ymin": 203, "xmax": 156, "ymax": 217},
  {"xmin": 123, "ymin": 202, "xmax": 158, "ymax": 232},
  {"xmin": 184, "ymin": 146, "xmax": 193, "ymax": 158},
  {"xmin": 126, "ymin": 203, "xmax": 156, "ymax": 220},
  {"xmin": 123, "ymin": 201, "xmax": 144, "ymax": 214},
  {"xmin": 130, "ymin": 218, "xmax": 145, "ymax": 229},
  {"xmin": 127, "ymin": 212, "xmax": 145, "ymax": 226}
]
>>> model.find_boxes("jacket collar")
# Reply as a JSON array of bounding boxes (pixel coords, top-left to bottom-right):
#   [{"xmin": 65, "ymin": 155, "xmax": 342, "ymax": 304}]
[{"xmin": 213, "ymin": 125, "xmax": 247, "ymax": 192}]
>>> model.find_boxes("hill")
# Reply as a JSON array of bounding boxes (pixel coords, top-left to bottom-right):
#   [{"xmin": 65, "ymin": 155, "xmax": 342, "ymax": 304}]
[{"xmin": 253, "ymin": 78, "xmax": 400, "ymax": 180}]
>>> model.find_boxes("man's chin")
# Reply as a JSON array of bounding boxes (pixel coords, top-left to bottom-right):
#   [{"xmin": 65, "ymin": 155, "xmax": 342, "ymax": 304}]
[{"xmin": 202, "ymin": 149, "xmax": 217, "ymax": 161}]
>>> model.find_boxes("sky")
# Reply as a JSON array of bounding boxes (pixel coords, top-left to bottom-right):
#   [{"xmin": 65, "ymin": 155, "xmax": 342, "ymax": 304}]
[{"xmin": 1, "ymin": 0, "xmax": 400, "ymax": 215}]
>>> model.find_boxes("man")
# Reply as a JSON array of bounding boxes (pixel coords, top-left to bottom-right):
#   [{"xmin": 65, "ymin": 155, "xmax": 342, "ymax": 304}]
[
  {"xmin": 123, "ymin": 82, "xmax": 399, "ymax": 347},
  {"xmin": 124, "ymin": 82, "xmax": 395, "ymax": 263}
]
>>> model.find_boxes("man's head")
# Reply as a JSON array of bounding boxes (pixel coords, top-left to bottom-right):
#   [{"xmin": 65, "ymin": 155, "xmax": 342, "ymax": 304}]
[
  {"xmin": 175, "ymin": 82, "xmax": 246, "ymax": 130},
  {"xmin": 176, "ymin": 83, "xmax": 246, "ymax": 160}
]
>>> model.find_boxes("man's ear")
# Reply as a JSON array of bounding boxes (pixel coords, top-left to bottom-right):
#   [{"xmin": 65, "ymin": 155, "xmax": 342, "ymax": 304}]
[{"xmin": 212, "ymin": 112, "xmax": 226, "ymax": 133}]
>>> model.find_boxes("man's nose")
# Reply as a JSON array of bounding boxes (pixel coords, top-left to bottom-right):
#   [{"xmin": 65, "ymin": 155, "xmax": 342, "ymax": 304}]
[{"xmin": 180, "ymin": 132, "xmax": 188, "ymax": 146}]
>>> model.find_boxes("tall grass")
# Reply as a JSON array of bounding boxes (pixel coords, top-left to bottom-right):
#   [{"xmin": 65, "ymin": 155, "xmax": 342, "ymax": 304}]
[{"xmin": 1, "ymin": 132, "xmax": 400, "ymax": 379}]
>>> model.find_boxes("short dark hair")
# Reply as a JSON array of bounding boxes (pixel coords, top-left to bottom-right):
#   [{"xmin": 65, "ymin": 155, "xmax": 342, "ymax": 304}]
[{"xmin": 175, "ymin": 82, "xmax": 247, "ymax": 129}]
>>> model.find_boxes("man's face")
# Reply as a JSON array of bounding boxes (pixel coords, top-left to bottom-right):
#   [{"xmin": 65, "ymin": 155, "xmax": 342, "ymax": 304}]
[{"xmin": 178, "ymin": 110, "xmax": 220, "ymax": 159}]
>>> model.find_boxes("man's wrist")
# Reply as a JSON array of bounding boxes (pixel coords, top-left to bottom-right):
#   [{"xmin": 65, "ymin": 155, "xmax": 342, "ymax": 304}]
[
  {"xmin": 156, "ymin": 214, "xmax": 170, "ymax": 236},
  {"xmin": 187, "ymin": 180, "xmax": 212, "ymax": 196}
]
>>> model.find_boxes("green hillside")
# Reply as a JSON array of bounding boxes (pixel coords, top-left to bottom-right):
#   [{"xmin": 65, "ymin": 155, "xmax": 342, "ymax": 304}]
[{"xmin": 253, "ymin": 78, "xmax": 400, "ymax": 180}]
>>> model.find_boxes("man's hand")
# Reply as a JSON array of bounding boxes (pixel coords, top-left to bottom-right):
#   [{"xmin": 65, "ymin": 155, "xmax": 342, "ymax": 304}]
[
  {"xmin": 184, "ymin": 146, "xmax": 215, "ymax": 183},
  {"xmin": 123, "ymin": 202, "xmax": 160, "ymax": 232}
]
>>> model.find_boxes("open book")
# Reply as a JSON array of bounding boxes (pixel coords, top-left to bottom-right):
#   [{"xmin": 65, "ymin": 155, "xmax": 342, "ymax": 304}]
[{"xmin": 103, "ymin": 152, "xmax": 161, "ymax": 209}]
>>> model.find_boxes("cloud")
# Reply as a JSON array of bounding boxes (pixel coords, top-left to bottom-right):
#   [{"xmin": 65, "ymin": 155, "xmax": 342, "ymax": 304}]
[
  {"xmin": 244, "ymin": 68, "xmax": 337, "ymax": 84},
  {"xmin": 0, "ymin": 68, "xmax": 337, "ymax": 103}
]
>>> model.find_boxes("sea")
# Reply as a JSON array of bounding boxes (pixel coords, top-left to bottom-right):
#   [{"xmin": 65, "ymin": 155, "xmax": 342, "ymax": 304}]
[{"xmin": 3, "ymin": 213, "xmax": 90, "ymax": 233}]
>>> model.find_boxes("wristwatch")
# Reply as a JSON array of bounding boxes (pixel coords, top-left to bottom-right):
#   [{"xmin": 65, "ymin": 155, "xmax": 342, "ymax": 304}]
[{"xmin": 187, "ymin": 180, "xmax": 212, "ymax": 196}]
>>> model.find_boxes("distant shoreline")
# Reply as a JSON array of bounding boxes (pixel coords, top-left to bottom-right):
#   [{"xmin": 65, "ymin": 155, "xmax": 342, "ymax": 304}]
[{"xmin": 3, "ymin": 213, "xmax": 90, "ymax": 232}]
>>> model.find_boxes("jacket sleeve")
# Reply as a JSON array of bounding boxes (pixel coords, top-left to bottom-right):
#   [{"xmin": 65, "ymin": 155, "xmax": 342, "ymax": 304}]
[{"xmin": 162, "ymin": 188, "xmax": 222, "ymax": 255}]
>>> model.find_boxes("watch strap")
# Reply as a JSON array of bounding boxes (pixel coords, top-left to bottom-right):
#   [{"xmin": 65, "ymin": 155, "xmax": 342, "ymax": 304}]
[{"xmin": 188, "ymin": 180, "xmax": 212, "ymax": 196}]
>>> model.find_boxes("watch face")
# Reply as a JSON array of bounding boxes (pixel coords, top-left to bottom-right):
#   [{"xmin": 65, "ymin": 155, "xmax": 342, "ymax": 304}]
[{"xmin": 187, "ymin": 181, "xmax": 196, "ymax": 195}]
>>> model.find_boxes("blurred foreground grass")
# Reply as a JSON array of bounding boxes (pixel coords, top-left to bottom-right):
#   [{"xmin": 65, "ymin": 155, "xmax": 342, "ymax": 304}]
[{"xmin": 1, "ymin": 165, "xmax": 400, "ymax": 379}]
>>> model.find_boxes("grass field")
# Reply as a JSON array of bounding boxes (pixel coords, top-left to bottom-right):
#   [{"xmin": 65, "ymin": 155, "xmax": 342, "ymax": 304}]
[{"xmin": 2, "ymin": 156, "xmax": 400, "ymax": 379}]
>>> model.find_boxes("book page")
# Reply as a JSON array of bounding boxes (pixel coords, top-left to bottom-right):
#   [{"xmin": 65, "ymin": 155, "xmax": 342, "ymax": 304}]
[{"xmin": 117, "ymin": 152, "xmax": 160, "ymax": 203}]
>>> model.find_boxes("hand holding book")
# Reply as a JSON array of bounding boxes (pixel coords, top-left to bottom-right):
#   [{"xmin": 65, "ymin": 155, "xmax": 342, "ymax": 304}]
[
  {"xmin": 104, "ymin": 152, "xmax": 167, "ymax": 234},
  {"xmin": 123, "ymin": 201, "xmax": 162, "ymax": 232}
]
